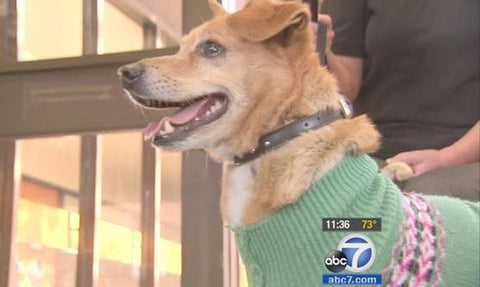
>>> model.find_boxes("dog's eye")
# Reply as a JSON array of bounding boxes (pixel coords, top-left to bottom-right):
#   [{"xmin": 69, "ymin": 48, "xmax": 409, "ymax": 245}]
[{"xmin": 200, "ymin": 41, "xmax": 225, "ymax": 58}]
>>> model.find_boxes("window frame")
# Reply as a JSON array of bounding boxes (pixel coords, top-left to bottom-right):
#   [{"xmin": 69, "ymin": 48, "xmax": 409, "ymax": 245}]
[{"xmin": 0, "ymin": 1, "xmax": 224, "ymax": 287}]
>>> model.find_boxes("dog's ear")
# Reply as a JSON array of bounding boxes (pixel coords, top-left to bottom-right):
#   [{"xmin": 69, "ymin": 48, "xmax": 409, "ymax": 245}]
[
  {"xmin": 227, "ymin": 1, "xmax": 310, "ymax": 43},
  {"xmin": 209, "ymin": 0, "xmax": 227, "ymax": 17}
]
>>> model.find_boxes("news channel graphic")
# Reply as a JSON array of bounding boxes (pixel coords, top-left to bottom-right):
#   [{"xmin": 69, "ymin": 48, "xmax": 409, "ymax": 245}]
[
  {"xmin": 322, "ymin": 218, "xmax": 382, "ymax": 232},
  {"xmin": 323, "ymin": 233, "xmax": 382, "ymax": 285}
]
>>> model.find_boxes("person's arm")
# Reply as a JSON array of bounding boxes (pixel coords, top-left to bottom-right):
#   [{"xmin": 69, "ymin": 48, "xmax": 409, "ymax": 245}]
[
  {"xmin": 316, "ymin": 15, "xmax": 364, "ymax": 102},
  {"xmin": 387, "ymin": 122, "xmax": 480, "ymax": 176},
  {"xmin": 442, "ymin": 122, "xmax": 480, "ymax": 165},
  {"xmin": 319, "ymin": 0, "xmax": 368, "ymax": 102},
  {"xmin": 326, "ymin": 52, "xmax": 364, "ymax": 102}
]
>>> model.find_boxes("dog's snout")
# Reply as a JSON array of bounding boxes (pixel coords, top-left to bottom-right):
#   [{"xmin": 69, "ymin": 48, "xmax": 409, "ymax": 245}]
[{"xmin": 118, "ymin": 63, "xmax": 144, "ymax": 85}]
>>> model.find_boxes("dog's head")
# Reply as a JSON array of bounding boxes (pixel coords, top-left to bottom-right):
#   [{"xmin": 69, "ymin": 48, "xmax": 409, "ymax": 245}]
[{"xmin": 119, "ymin": 0, "xmax": 333, "ymax": 161}]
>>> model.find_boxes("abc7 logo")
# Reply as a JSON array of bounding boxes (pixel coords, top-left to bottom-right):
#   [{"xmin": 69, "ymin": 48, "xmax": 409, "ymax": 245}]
[{"xmin": 324, "ymin": 233, "xmax": 376, "ymax": 273}]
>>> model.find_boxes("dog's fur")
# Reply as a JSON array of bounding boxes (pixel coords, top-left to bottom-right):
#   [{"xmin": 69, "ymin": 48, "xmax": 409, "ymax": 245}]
[
  {"xmin": 119, "ymin": 0, "xmax": 478, "ymax": 285},
  {"xmin": 121, "ymin": 0, "xmax": 387, "ymax": 225}
]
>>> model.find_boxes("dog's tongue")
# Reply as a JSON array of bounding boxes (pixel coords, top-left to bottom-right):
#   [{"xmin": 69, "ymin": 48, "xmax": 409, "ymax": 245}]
[{"xmin": 144, "ymin": 97, "xmax": 213, "ymax": 140}]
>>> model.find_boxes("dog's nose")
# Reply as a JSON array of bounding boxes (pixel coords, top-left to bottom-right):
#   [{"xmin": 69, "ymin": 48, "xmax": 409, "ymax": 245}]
[{"xmin": 118, "ymin": 63, "xmax": 144, "ymax": 84}]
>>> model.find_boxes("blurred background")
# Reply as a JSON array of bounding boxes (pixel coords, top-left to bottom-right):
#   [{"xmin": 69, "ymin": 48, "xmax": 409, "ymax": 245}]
[{"xmin": 0, "ymin": 0, "xmax": 247, "ymax": 286}]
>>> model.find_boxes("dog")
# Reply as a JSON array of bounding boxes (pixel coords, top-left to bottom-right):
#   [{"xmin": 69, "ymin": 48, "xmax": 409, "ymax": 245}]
[{"xmin": 118, "ymin": 0, "xmax": 480, "ymax": 286}]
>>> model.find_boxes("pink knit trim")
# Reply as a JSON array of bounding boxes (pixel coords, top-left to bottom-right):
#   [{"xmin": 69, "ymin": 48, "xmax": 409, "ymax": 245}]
[
  {"xmin": 382, "ymin": 219, "xmax": 406, "ymax": 281},
  {"xmin": 411, "ymin": 194, "xmax": 435, "ymax": 286},
  {"xmin": 387, "ymin": 194, "xmax": 419, "ymax": 286},
  {"xmin": 383, "ymin": 193, "xmax": 444, "ymax": 287}
]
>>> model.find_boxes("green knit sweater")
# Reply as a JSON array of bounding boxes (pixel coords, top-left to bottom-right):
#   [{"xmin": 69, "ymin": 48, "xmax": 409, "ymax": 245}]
[{"xmin": 232, "ymin": 155, "xmax": 479, "ymax": 287}]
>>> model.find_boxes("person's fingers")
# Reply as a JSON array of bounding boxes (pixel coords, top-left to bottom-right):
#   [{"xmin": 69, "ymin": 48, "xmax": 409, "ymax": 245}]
[
  {"xmin": 386, "ymin": 153, "xmax": 409, "ymax": 164},
  {"xmin": 317, "ymin": 14, "xmax": 333, "ymax": 29},
  {"xmin": 327, "ymin": 29, "xmax": 335, "ymax": 42},
  {"xmin": 386, "ymin": 151, "xmax": 424, "ymax": 165},
  {"xmin": 317, "ymin": 14, "xmax": 334, "ymax": 52},
  {"xmin": 412, "ymin": 163, "xmax": 430, "ymax": 176}
]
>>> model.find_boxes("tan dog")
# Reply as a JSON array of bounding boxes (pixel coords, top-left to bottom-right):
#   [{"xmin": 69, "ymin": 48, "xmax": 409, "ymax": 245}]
[
  {"xmin": 119, "ymin": 0, "xmax": 382, "ymax": 225},
  {"xmin": 119, "ymin": 1, "xmax": 479, "ymax": 286}
]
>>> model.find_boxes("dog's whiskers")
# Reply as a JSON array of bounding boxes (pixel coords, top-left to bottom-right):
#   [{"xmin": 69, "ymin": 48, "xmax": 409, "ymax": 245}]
[
  {"xmin": 198, "ymin": 14, "xmax": 207, "ymax": 24},
  {"xmin": 204, "ymin": 154, "xmax": 210, "ymax": 173},
  {"xmin": 138, "ymin": 107, "xmax": 147, "ymax": 122}
]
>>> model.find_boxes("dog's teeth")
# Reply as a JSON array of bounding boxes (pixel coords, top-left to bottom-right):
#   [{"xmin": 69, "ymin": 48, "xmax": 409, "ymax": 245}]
[
  {"xmin": 164, "ymin": 120, "xmax": 174, "ymax": 133},
  {"xmin": 159, "ymin": 130, "xmax": 168, "ymax": 136},
  {"xmin": 206, "ymin": 110, "xmax": 211, "ymax": 116},
  {"xmin": 210, "ymin": 102, "xmax": 220, "ymax": 113},
  {"xmin": 195, "ymin": 117, "xmax": 200, "ymax": 121}
]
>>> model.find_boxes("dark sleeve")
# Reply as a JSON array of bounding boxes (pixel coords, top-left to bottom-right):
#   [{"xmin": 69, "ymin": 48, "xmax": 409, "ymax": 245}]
[{"xmin": 321, "ymin": 0, "xmax": 369, "ymax": 58}]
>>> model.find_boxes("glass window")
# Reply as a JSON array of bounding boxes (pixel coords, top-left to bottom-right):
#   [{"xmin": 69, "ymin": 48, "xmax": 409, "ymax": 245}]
[
  {"xmin": 17, "ymin": 136, "xmax": 81, "ymax": 287},
  {"xmin": 99, "ymin": 1, "xmax": 144, "ymax": 54},
  {"xmin": 158, "ymin": 151, "xmax": 182, "ymax": 286},
  {"xmin": 222, "ymin": 0, "xmax": 247, "ymax": 12},
  {"xmin": 98, "ymin": 132, "xmax": 142, "ymax": 286},
  {"xmin": 14, "ymin": 132, "xmax": 183, "ymax": 287},
  {"xmin": 98, "ymin": 132, "xmax": 182, "ymax": 286},
  {"xmin": 98, "ymin": 0, "xmax": 181, "ymax": 53},
  {"xmin": 1, "ymin": 0, "xmax": 217, "ymax": 285},
  {"xmin": 15, "ymin": 0, "xmax": 181, "ymax": 61},
  {"xmin": 17, "ymin": 0, "xmax": 83, "ymax": 61}
]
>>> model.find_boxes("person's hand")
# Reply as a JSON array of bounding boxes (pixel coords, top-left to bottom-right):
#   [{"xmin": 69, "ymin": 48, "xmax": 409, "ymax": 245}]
[
  {"xmin": 311, "ymin": 14, "xmax": 334, "ymax": 53},
  {"xmin": 387, "ymin": 123, "xmax": 480, "ymax": 177},
  {"xmin": 386, "ymin": 149, "xmax": 451, "ymax": 176}
]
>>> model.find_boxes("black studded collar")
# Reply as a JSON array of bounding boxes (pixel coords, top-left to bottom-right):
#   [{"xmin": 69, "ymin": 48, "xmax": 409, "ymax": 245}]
[{"xmin": 233, "ymin": 99, "xmax": 353, "ymax": 166}]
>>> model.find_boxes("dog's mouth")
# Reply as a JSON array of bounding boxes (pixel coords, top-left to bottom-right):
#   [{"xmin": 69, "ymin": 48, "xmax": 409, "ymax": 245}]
[{"xmin": 127, "ymin": 91, "xmax": 229, "ymax": 144}]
